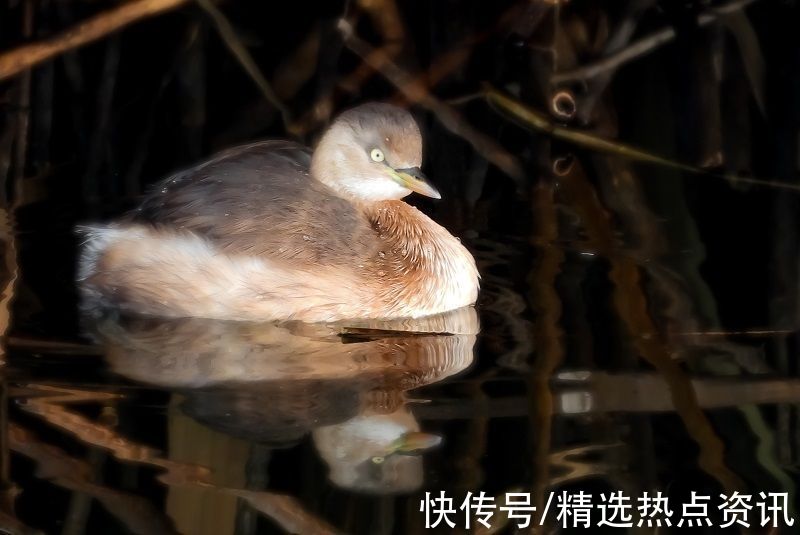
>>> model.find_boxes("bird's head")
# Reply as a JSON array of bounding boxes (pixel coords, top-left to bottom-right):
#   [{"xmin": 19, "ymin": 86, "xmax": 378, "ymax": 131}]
[{"xmin": 311, "ymin": 103, "xmax": 440, "ymax": 202}]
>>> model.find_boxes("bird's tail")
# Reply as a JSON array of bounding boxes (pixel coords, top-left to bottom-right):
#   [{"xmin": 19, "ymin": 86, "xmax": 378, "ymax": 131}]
[{"xmin": 76, "ymin": 224, "xmax": 363, "ymax": 322}]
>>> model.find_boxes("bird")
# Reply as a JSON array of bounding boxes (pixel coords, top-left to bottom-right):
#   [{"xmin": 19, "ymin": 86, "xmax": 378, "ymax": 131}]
[{"xmin": 78, "ymin": 103, "xmax": 480, "ymax": 323}]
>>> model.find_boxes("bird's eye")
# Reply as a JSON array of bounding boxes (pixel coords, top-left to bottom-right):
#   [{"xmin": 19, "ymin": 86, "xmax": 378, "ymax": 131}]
[
  {"xmin": 370, "ymin": 148, "xmax": 385, "ymax": 162},
  {"xmin": 371, "ymin": 456, "xmax": 385, "ymax": 464}
]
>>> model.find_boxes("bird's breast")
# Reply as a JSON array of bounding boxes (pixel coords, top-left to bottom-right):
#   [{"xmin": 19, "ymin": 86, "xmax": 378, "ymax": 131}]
[{"xmin": 365, "ymin": 201, "xmax": 479, "ymax": 317}]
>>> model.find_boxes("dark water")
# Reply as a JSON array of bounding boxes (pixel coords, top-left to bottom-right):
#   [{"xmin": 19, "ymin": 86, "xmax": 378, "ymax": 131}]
[{"xmin": 2, "ymin": 157, "xmax": 800, "ymax": 534}]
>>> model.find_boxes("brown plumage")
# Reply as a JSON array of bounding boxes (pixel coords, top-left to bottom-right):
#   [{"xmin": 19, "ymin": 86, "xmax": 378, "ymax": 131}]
[{"xmin": 79, "ymin": 103, "xmax": 479, "ymax": 322}]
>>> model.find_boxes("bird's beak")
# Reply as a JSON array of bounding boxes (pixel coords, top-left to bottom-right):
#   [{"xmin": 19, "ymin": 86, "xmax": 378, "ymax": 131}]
[
  {"xmin": 390, "ymin": 431, "xmax": 442, "ymax": 455},
  {"xmin": 391, "ymin": 167, "xmax": 441, "ymax": 199}
]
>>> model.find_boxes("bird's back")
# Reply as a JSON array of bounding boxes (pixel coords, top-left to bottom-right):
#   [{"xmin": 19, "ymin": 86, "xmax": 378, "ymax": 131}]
[{"xmin": 133, "ymin": 140, "xmax": 379, "ymax": 267}]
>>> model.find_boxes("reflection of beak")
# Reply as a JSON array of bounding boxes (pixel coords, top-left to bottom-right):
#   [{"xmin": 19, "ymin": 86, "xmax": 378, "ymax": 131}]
[
  {"xmin": 391, "ymin": 167, "xmax": 441, "ymax": 199},
  {"xmin": 391, "ymin": 431, "xmax": 442, "ymax": 455}
]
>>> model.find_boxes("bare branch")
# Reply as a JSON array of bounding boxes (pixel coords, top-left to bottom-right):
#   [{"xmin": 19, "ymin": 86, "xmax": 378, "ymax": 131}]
[
  {"xmin": 0, "ymin": 0, "xmax": 190, "ymax": 82},
  {"xmin": 484, "ymin": 85, "xmax": 800, "ymax": 193},
  {"xmin": 550, "ymin": 0, "xmax": 758, "ymax": 85},
  {"xmin": 195, "ymin": 0, "xmax": 293, "ymax": 130}
]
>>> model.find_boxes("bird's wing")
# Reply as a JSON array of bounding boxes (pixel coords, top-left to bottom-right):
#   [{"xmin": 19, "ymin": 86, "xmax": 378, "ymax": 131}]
[{"xmin": 132, "ymin": 141, "xmax": 378, "ymax": 267}]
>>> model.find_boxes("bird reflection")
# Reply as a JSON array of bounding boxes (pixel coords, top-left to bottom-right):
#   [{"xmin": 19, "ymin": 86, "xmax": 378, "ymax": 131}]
[{"xmin": 89, "ymin": 307, "xmax": 478, "ymax": 494}]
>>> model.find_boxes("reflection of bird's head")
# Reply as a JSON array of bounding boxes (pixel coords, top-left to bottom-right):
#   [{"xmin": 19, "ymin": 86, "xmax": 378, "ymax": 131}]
[
  {"xmin": 312, "ymin": 408, "xmax": 441, "ymax": 494},
  {"xmin": 311, "ymin": 103, "xmax": 440, "ymax": 202}
]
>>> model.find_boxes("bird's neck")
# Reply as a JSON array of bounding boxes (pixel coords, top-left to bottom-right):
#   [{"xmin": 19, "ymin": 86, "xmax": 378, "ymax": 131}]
[{"xmin": 365, "ymin": 201, "xmax": 450, "ymax": 263}]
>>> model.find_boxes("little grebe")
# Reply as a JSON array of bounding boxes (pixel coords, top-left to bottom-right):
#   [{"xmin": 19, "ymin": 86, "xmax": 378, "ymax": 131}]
[{"xmin": 79, "ymin": 103, "xmax": 479, "ymax": 322}]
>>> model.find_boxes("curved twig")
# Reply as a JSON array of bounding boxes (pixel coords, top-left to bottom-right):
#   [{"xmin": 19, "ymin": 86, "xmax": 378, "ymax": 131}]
[{"xmin": 195, "ymin": 0, "xmax": 293, "ymax": 130}]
